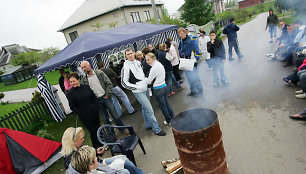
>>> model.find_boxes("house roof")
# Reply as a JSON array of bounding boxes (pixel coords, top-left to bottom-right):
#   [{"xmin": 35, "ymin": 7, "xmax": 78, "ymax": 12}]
[
  {"xmin": 58, "ymin": 0, "xmax": 164, "ymax": 32},
  {"xmin": 0, "ymin": 65, "xmax": 22, "ymax": 76},
  {"xmin": 0, "ymin": 44, "xmax": 40, "ymax": 66}
]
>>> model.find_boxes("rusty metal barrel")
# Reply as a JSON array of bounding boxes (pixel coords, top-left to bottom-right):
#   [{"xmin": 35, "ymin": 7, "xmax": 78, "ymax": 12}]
[{"xmin": 171, "ymin": 108, "xmax": 228, "ymax": 174}]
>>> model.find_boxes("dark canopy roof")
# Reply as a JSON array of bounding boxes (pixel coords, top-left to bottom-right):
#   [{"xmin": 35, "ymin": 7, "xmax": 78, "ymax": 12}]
[{"xmin": 34, "ymin": 23, "xmax": 178, "ymax": 75}]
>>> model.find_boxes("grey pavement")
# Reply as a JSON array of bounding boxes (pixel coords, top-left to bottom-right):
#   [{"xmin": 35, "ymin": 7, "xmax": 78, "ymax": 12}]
[
  {"xmin": 120, "ymin": 13, "xmax": 306, "ymax": 174},
  {"xmin": 2, "ymin": 13, "xmax": 306, "ymax": 174}
]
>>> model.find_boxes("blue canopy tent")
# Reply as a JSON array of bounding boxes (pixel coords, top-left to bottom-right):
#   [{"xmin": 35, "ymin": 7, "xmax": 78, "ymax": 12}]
[{"xmin": 34, "ymin": 23, "xmax": 179, "ymax": 122}]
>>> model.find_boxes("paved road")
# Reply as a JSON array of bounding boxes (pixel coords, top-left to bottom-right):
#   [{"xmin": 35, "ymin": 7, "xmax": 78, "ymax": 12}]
[
  {"xmin": 2, "ymin": 84, "xmax": 72, "ymax": 114},
  {"xmin": 121, "ymin": 13, "xmax": 306, "ymax": 174},
  {"xmin": 2, "ymin": 13, "xmax": 305, "ymax": 174}
]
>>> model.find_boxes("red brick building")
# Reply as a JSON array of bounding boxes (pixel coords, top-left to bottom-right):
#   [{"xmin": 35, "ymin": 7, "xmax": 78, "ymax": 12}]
[{"xmin": 238, "ymin": 0, "xmax": 264, "ymax": 9}]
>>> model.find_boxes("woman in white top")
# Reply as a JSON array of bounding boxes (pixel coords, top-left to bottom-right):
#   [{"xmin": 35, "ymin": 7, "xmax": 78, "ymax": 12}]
[
  {"xmin": 166, "ymin": 38, "xmax": 182, "ymax": 82},
  {"xmin": 145, "ymin": 53, "xmax": 175, "ymax": 125}
]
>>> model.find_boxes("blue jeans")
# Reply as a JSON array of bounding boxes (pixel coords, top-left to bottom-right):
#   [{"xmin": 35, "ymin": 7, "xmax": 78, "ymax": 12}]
[
  {"xmin": 153, "ymin": 86, "xmax": 175, "ymax": 124},
  {"xmin": 105, "ymin": 155, "xmax": 145, "ymax": 174},
  {"xmin": 184, "ymin": 66, "xmax": 203, "ymax": 94},
  {"xmin": 269, "ymin": 25, "xmax": 277, "ymax": 38},
  {"xmin": 98, "ymin": 96, "xmax": 124, "ymax": 127},
  {"xmin": 111, "ymin": 86, "xmax": 135, "ymax": 117},
  {"xmin": 166, "ymin": 71, "xmax": 181, "ymax": 93},
  {"xmin": 133, "ymin": 90, "xmax": 161, "ymax": 134},
  {"xmin": 211, "ymin": 58, "xmax": 227, "ymax": 84},
  {"xmin": 228, "ymin": 39, "xmax": 242, "ymax": 59}
]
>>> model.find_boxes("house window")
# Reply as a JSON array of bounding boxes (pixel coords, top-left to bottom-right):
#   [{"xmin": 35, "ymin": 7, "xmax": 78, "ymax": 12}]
[
  {"xmin": 144, "ymin": 10, "xmax": 151, "ymax": 21},
  {"xmin": 130, "ymin": 12, "xmax": 141, "ymax": 22},
  {"xmin": 69, "ymin": 31, "xmax": 79, "ymax": 42}
]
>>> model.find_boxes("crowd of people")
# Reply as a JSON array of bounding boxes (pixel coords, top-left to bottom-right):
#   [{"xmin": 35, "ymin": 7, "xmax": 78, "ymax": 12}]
[
  {"xmin": 56, "ymin": 12, "xmax": 306, "ymax": 172},
  {"xmin": 265, "ymin": 11, "xmax": 306, "ymax": 120},
  {"xmin": 57, "ymin": 23, "xmax": 240, "ymax": 173}
]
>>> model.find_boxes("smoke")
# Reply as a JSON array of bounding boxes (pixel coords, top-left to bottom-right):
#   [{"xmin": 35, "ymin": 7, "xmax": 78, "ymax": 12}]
[
  {"xmin": 174, "ymin": 12, "xmax": 295, "ymax": 112},
  {"xmin": 276, "ymin": 0, "xmax": 306, "ymax": 17}
]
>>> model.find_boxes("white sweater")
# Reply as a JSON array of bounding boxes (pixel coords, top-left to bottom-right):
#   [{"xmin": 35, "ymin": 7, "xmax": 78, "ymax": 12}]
[
  {"xmin": 121, "ymin": 59, "xmax": 148, "ymax": 93},
  {"xmin": 145, "ymin": 60, "xmax": 165, "ymax": 87}
]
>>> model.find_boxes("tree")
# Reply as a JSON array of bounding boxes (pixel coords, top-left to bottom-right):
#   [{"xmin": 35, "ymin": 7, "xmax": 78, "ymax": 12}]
[
  {"xmin": 90, "ymin": 21, "xmax": 104, "ymax": 31},
  {"xmin": 181, "ymin": 0, "xmax": 215, "ymax": 26},
  {"xmin": 10, "ymin": 47, "xmax": 60, "ymax": 66},
  {"xmin": 10, "ymin": 51, "xmax": 40, "ymax": 66},
  {"xmin": 0, "ymin": 92, "xmax": 4, "ymax": 103},
  {"xmin": 108, "ymin": 21, "xmax": 119, "ymax": 28},
  {"xmin": 39, "ymin": 47, "xmax": 60, "ymax": 63},
  {"xmin": 276, "ymin": 0, "xmax": 306, "ymax": 15},
  {"xmin": 151, "ymin": 8, "xmax": 188, "ymax": 28}
]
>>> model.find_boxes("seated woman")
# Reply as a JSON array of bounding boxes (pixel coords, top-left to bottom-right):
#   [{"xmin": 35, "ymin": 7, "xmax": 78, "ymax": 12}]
[
  {"xmin": 289, "ymin": 108, "xmax": 306, "ymax": 120},
  {"xmin": 61, "ymin": 127, "xmax": 146, "ymax": 174},
  {"xmin": 282, "ymin": 56, "xmax": 306, "ymax": 85},
  {"xmin": 66, "ymin": 145, "xmax": 130, "ymax": 174}
]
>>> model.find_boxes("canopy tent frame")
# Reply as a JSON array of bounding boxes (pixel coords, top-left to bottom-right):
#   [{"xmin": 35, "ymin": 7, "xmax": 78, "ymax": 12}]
[{"xmin": 34, "ymin": 23, "xmax": 179, "ymax": 122}]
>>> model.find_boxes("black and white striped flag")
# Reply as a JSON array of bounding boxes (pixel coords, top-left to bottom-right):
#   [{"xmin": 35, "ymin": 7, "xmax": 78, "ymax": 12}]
[{"xmin": 37, "ymin": 74, "xmax": 66, "ymax": 122}]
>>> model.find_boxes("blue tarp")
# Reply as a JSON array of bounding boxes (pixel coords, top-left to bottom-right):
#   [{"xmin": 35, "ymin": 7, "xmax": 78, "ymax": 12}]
[{"xmin": 34, "ymin": 23, "xmax": 178, "ymax": 75}]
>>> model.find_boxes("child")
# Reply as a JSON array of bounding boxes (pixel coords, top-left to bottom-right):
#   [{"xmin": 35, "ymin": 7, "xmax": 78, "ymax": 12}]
[{"xmin": 64, "ymin": 71, "xmax": 72, "ymax": 92}]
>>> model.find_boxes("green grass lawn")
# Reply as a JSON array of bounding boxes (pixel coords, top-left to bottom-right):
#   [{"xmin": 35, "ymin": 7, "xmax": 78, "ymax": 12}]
[
  {"xmin": 0, "ymin": 102, "xmax": 28, "ymax": 117},
  {"xmin": 0, "ymin": 70, "xmax": 61, "ymax": 92}
]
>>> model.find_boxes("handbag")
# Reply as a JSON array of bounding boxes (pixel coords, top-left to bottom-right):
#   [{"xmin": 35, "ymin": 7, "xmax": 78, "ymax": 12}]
[{"xmin": 179, "ymin": 58, "xmax": 194, "ymax": 71}]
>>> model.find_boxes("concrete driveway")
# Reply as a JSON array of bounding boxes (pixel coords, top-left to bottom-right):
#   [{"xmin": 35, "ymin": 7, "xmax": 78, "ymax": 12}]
[{"xmin": 120, "ymin": 13, "xmax": 306, "ymax": 174}]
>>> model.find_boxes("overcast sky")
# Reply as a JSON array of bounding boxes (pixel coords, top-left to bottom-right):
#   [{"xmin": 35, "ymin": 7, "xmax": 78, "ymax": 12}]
[{"xmin": 0, "ymin": 0, "xmax": 184, "ymax": 50}]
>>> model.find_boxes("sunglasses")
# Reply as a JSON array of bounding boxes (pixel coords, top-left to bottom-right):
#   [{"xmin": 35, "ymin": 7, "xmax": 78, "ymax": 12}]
[{"xmin": 72, "ymin": 128, "xmax": 76, "ymax": 140}]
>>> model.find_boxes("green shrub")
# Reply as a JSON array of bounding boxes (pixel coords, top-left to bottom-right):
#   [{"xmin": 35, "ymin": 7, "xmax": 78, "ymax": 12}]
[
  {"xmin": 37, "ymin": 129, "xmax": 55, "ymax": 141},
  {"xmin": 0, "ymin": 92, "xmax": 4, "ymax": 103},
  {"xmin": 23, "ymin": 115, "xmax": 53, "ymax": 136},
  {"xmin": 31, "ymin": 90, "xmax": 43, "ymax": 103}
]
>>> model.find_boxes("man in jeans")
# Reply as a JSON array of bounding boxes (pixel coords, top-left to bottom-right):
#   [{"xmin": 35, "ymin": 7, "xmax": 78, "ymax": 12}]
[
  {"xmin": 121, "ymin": 48, "xmax": 166, "ymax": 136},
  {"xmin": 80, "ymin": 61, "xmax": 124, "ymax": 128},
  {"xmin": 223, "ymin": 17, "xmax": 243, "ymax": 61},
  {"xmin": 207, "ymin": 31, "xmax": 229, "ymax": 87},
  {"xmin": 97, "ymin": 61, "xmax": 136, "ymax": 117},
  {"xmin": 178, "ymin": 27, "xmax": 203, "ymax": 96}
]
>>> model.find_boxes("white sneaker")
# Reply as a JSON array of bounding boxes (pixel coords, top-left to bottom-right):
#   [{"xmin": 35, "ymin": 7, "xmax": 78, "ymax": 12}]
[
  {"xmin": 295, "ymin": 90, "xmax": 303, "ymax": 94},
  {"xmin": 266, "ymin": 53, "xmax": 274, "ymax": 57},
  {"xmin": 296, "ymin": 93, "xmax": 306, "ymax": 99},
  {"xmin": 163, "ymin": 121, "xmax": 168, "ymax": 125}
]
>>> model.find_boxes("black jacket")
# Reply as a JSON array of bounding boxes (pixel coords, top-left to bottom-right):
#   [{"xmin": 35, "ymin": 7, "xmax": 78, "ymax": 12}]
[
  {"xmin": 158, "ymin": 51, "xmax": 173, "ymax": 72},
  {"xmin": 207, "ymin": 39, "xmax": 226, "ymax": 60},
  {"xmin": 266, "ymin": 14, "xmax": 278, "ymax": 28},
  {"xmin": 101, "ymin": 68, "xmax": 118, "ymax": 87}
]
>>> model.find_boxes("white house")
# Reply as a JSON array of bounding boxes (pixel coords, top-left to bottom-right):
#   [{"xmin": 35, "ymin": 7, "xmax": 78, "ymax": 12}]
[{"xmin": 58, "ymin": 0, "xmax": 164, "ymax": 44}]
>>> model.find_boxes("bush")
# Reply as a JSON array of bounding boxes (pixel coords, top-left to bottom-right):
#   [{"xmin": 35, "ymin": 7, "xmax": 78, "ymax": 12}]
[
  {"xmin": 37, "ymin": 129, "xmax": 55, "ymax": 141},
  {"xmin": 0, "ymin": 92, "xmax": 4, "ymax": 103},
  {"xmin": 31, "ymin": 90, "xmax": 43, "ymax": 103},
  {"xmin": 23, "ymin": 116, "xmax": 54, "ymax": 138}
]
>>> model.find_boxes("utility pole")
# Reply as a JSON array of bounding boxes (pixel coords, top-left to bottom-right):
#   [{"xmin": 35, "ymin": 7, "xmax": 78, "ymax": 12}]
[{"xmin": 150, "ymin": 0, "xmax": 160, "ymax": 24}]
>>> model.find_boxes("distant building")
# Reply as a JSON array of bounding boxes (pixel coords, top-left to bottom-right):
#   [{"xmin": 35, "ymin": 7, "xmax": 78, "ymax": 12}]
[
  {"xmin": 238, "ymin": 0, "xmax": 264, "ymax": 9},
  {"xmin": 58, "ymin": 0, "xmax": 164, "ymax": 44},
  {"xmin": 0, "ymin": 44, "xmax": 37, "ymax": 72},
  {"xmin": 173, "ymin": 0, "xmax": 225, "ymax": 19}
]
